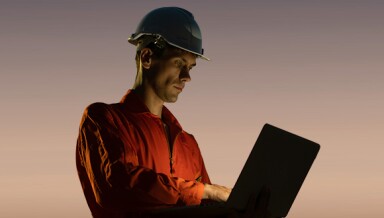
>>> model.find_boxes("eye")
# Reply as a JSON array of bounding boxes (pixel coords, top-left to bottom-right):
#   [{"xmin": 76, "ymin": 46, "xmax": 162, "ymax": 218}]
[
  {"xmin": 174, "ymin": 59, "xmax": 185, "ymax": 69},
  {"xmin": 174, "ymin": 58, "xmax": 194, "ymax": 72}
]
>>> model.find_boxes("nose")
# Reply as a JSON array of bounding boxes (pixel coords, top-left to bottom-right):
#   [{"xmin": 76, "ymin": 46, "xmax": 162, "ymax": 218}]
[{"xmin": 180, "ymin": 68, "xmax": 191, "ymax": 82}]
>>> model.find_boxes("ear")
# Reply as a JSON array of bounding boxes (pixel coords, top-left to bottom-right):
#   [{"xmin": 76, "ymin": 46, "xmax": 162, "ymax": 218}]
[{"xmin": 139, "ymin": 48, "xmax": 153, "ymax": 70}]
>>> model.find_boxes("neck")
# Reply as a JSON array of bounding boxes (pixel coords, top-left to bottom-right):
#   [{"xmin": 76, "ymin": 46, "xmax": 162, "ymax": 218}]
[{"xmin": 133, "ymin": 85, "xmax": 164, "ymax": 118}]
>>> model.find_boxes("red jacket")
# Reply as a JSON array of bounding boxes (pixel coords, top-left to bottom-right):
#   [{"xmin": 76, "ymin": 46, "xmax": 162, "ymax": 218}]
[{"xmin": 76, "ymin": 90, "xmax": 211, "ymax": 217}]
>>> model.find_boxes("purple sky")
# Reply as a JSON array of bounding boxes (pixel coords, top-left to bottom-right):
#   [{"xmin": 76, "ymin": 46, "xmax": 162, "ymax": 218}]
[{"xmin": 1, "ymin": 1, "xmax": 383, "ymax": 217}]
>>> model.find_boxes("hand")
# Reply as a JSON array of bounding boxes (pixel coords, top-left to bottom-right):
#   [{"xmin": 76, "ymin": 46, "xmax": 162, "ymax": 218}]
[
  {"xmin": 202, "ymin": 183, "xmax": 232, "ymax": 202},
  {"xmin": 228, "ymin": 186, "xmax": 272, "ymax": 218}
]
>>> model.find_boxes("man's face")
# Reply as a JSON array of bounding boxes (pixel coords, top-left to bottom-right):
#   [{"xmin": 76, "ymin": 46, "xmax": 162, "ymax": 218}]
[{"xmin": 149, "ymin": 49, "xmax": 197, "ymax": 103}]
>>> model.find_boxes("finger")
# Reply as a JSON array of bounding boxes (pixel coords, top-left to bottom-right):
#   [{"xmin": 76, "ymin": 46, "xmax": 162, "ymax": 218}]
[
  {"xmin": 242, "ymin": 193, "xmax": 258, "ymax": 217},
  {"xmin": 254, "ymin": 186, "xmax": 271, "ymax": 218},
  {"xmin": 257, "ymin": 186, "xmax": 271, "ymax": 208},
  {"xmin": 228, "ymin": 209, "xmax": 241, "ymax": 218}
]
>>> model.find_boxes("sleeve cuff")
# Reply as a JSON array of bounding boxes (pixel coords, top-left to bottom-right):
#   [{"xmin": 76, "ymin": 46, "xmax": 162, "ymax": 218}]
[{"xmin": 180, "ymin": 181, "xmax": 205, "ymax": 205}]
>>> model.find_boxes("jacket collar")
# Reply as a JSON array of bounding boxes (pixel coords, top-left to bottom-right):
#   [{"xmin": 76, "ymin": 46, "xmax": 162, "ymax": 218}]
[{"xmin": 120, "ymin": 89, "xmax": 183, "ymax": 131}]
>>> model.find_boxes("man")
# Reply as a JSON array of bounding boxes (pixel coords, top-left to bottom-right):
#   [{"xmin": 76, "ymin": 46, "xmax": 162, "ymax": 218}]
[{"xmin": 76, "ymin": 7, "xmax": 269, "ymax": 218}]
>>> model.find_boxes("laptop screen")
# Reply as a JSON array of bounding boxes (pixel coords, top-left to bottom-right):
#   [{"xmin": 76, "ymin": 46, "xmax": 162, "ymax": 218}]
[{"xmin": 227, "ymin": 124, "xmax": 320, "ymax": 217}]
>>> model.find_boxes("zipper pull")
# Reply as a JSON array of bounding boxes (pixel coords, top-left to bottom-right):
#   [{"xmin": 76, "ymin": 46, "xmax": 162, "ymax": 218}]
[
  {"xmin": 195, "ymin": 176, "xmax": 202, "ymax": 182},
  {"xmin": 170, "ymin": 157, "xmax": 174, "ymax": 176}
]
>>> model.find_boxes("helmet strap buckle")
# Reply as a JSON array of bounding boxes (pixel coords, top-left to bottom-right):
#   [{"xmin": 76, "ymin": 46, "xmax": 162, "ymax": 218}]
[{"xmin": 153, "ymin": 35, "xmax": 166, "ymax": 50}]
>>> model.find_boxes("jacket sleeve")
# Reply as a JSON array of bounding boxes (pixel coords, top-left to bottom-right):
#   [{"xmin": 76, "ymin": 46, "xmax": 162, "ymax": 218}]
[
  {"xmin": 199, "ymin": 158, "xmax": 211, "ymax": 185},
  {"xmin": 190, "ymin": 134, "xmax": 211, "ymax": 185},
  {"xmin": 76, "ymin": 103, "xmax": 204, "ymax": 211}
]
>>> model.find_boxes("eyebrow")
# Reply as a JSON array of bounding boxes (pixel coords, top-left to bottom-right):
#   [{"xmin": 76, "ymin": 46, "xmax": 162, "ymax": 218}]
[{"xmin": 181, "ymin": 58, "xmax": 196, "ymax": 67}]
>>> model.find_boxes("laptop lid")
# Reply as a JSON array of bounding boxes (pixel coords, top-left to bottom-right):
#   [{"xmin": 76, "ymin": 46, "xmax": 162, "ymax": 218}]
[
  {"xmin": 147, "ymin": 124, "xmax": 320, "ymax": 217},
  {"xmin": 226, "ymin": 123, "xmax": 320, "ymax": 217}
]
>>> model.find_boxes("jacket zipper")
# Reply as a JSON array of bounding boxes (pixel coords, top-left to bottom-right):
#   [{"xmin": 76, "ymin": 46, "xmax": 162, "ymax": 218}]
[{"xmin": 162, "ymin": 122, "xmax": 179, "ymax": 177}]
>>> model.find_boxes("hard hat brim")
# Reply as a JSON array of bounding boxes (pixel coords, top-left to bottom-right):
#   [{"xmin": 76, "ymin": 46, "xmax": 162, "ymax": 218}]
[{"xmin": 128, "ymin": 33, "xmax": 210, "ymax": 61}]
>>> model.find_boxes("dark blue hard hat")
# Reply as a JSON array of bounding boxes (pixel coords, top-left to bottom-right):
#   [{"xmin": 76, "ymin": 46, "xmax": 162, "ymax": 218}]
[{"xmin": 128, "ymin": 7, "xmax": 209, "ymax": 60}]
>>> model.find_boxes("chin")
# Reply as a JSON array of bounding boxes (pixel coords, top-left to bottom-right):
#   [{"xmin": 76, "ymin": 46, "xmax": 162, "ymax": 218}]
[
  {"xmin": 166, "ymin": 98, "xmax": 178, "ymax": 103},
  {"xmin": 164, "ymin": 95, "xmax": 179, "ymax": 103}
]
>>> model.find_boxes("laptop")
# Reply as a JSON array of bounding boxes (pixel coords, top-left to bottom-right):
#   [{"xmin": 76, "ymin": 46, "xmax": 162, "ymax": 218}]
[{"xmin": 148, "ymin": 123, "xmax": 320, "ymax": 217}]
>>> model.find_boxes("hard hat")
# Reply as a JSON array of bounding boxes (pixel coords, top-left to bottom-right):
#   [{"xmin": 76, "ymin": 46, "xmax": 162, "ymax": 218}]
[{"xmin": 128, "ymin": 7, "xmax": 209, "ymax": 60}]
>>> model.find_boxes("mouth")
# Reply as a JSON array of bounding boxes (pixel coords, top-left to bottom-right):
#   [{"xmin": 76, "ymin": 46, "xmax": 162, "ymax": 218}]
[
  {"xmin": 174, "ymin": 86, "xmax": 183, "ymax": 92},
  {"xmin": 174, "ymin": 84, "xmax": 184, "ymax": 92}
]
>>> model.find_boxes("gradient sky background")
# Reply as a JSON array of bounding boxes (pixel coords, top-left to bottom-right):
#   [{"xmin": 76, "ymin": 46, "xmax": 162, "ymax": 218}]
[{"xmin": 1, "ymin": 0, "xmax": 383, "ymax": 217}]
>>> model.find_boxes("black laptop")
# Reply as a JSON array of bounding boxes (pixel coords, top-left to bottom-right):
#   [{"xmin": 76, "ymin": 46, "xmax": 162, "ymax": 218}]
[{"xmin": 149, "ymin": 123, "xmax": 320, "ymax": 217}]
